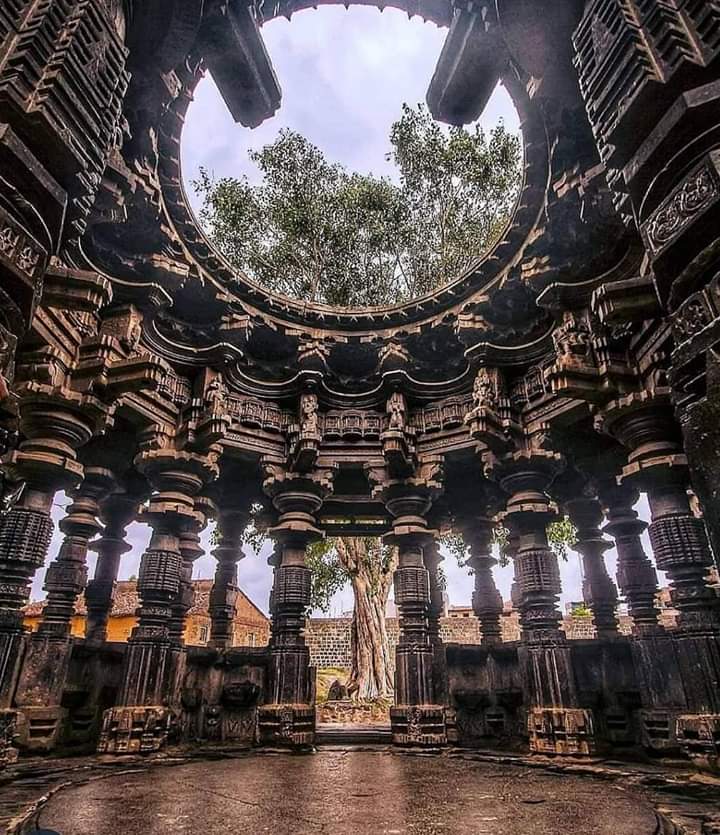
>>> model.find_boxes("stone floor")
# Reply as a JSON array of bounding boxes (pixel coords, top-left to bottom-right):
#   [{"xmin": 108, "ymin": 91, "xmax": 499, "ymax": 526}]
[{"xmin": 32, "ymin": 750, "xmax": 665, "ymax": 835}]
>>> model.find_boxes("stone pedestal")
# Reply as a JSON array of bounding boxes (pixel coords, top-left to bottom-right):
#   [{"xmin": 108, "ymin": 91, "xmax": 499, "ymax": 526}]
[
  {"xmin": 389, "ymin": 704, "xmax": 447, "ymax": 747},
  {"xmin": 257, "ymin": 704, "xmax": 315, "ymax": 748},
  {"xmin": 528, "ymin": 707, "xmax": 595, "ymax": 756},
  {"xmin": 97, "ymin": 706, "xmax": 176, "ymax": 754}
]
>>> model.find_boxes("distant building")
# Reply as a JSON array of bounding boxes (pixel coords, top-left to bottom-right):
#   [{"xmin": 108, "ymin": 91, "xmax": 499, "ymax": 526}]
[{"xmin": 23, "ymin": 579, "xmax": 270, "ymax": 647}]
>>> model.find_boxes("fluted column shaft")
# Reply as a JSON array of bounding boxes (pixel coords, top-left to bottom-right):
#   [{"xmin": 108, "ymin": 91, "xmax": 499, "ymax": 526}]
[
  {"xmin": 209, "ymin": 508, "xmax": 248, "ymax": 649},
  {"xmin": 0, "ymin": 384, "xmax": 106, "ymax": 706},
  {"xmin": 168, "ymin": 517, "xmax": 206, "ymax": 646},
  {"xmin": 598, "ymin": 482, "xmax": 661, "ymax": 636},
  {"xmin": 465, "ymin": 520, "xmax": 503, "ymax": 646},
  {"xmin": 85, "ymin": 492, "xmax": 138, "ymax": 643},
  {"xmin": 118, "ymin": 450, "xmax": 217, "ymax": 709},
  {"xmin": 565, "ymin": 496, "xmax": 619, "ymax": 639},
  {"xmin": 423, "ymin": 540, "xmax": 444, "ymax": 645},
  {"xmin": 646, "ymin": 481, "xmax": 720, "ymax": 633},
  {"xmin": 489, "ymin": 451, "xmax": 595, "ymax": 756},
  {"xmin": 38, "ymin": 468, "xmax": 113, "ymax": 637}
]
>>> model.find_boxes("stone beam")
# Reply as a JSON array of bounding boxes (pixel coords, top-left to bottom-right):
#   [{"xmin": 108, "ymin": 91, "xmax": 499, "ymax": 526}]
[
  {"xmin": 201, "ymin": 1, "xmax": 281, "ymax": 129},
  {"xmin": 426, "ymin": 4, "xmax": 508, "ymax": 126}
]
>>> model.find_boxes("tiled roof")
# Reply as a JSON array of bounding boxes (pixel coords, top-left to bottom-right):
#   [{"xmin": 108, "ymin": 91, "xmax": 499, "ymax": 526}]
[{"xmin": 24, "ymin": 579, "xmax": 268, "ymax": 622}]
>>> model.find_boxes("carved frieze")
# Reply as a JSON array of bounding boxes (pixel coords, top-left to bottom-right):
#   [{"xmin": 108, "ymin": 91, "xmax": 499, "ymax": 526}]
[
  {"xmin": 641, "ymin": 154, "xmax": 720, "ymax": 256},
  {"xmin": 0, "ymin": 0, "xmax": 131, "ymax": 237},
  {"xmin": 0, "ymin": 206, "xmax": 46, "ymax": 289}
]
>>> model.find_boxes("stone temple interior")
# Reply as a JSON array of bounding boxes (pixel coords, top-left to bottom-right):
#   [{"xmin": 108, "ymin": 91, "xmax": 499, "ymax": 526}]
[{"xmin": 2, "ymin": 1, "xmax": 720, "ymax": 832}]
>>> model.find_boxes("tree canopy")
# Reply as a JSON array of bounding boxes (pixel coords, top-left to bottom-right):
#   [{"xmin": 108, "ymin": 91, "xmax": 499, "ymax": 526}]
[{"xmin": 194, "ymin": 103, "xmax": 522, "ymax": 306}]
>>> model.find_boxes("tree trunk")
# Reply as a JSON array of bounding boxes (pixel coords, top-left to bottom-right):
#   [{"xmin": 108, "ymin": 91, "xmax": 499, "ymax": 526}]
[{"xmin": 336, "ymin": 538, "xmax": 397, "ymax": 701}]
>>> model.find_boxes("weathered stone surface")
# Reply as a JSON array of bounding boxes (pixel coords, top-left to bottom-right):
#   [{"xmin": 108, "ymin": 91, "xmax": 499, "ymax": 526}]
[{"xmin": 34, "ymin": 752, "xmax": 664, "ymax": 835}]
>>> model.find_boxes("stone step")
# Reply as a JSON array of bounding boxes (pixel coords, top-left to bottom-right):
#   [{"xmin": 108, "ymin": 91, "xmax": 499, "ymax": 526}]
[{"xmin": 315, "ymin": 723, "xmax": 392, "ymax": 746}]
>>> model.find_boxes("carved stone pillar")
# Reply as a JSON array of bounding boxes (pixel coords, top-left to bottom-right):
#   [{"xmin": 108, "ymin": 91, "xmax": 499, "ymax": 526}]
[
  {"xmin": 383, "ymin": 472, "xmax": 446, "ymax": 747},
  {"xmin": 209, "ymin": 507, "xmax": 249, "ymax": 650},
  {"xmin": 40, "ymin": 467, "xmax": 114, "ymax": 638},
  {"xmin": 13, "ymin": 465, "xmax": 113, "ymax": 750},
  {"xmin": 257, "ymin": 468, "xmax": 333, "ymax": 747},
  {"xmin": 598, "ymin": 482, "xmax": 661, "ymax": 636},
  {"xmin": 0, "ymin": 383, "xmax": 107, "ymax": 713},
  {"xmin": 489, "ymin": 450, "xmax": 595, "ymax": 756},
  {"xmin": 169, "ymin": 499, "xmax": 212, "ymax": 647},
  {"xmin": 565, "ymin": 495, "xmax": 619, "ymax": 639},
  {"xmin": 85, "ymin": 489, "xmax": 140, "ymax": 643},
  {"xmin": 423, "ymin": 539, "xmax": 449, "ymax": 706},
  {"xmin": 463, "ymin": 518, "xmax": 503, "ymax": 647},
  {"xmin": 98, "ymin": 449, "xmax": 217, "ymax": 755},
  {"xmin": 598, "ymin": 392, "xmax": 720, "ymax": 762}
]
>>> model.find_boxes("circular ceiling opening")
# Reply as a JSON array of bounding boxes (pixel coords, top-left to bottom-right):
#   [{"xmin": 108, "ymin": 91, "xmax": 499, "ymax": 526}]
[{"xmin": 181, "ymin": 5, "xmax": 523, "ymax": 311}]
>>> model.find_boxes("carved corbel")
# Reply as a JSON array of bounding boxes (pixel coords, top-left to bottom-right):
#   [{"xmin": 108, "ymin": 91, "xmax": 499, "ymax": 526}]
[
  {"xmin": 378, "ymin": 338, "xmax": 411, "ymax": 377},
  {"xmin": 297, "ymin": 336, "xmax": 330, "ymax": 374},
  {"xmin": 262, "ymin": 460, "xmax": 335, "ymax": 544},
  {"xmin": 42, "ymin": 261, "xmax": 113, "ymax": 314},
  {"xmin": 543, "ymin": 310, "xmax": 604, "ymax": 400}
]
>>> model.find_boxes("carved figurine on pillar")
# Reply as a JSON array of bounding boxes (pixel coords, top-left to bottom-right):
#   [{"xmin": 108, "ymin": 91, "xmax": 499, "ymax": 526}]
[
  {"xmin": 288, "ymin": 391, "xmax": 321, "ymax": 473},
  {"xmin": 381, "ymin": 390, "xmax": 417, "ymax": 478},
  {"xmin": 488, "ymin": 449, "xmax": 595, "ymax": 756}
]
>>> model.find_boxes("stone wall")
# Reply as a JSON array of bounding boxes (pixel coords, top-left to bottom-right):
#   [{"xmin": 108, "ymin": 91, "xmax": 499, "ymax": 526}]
[
  {"xmin": 306, "ymin": 616, "xmax": 482, "ymax": 669},
  {"xmin": 305, "ymin": 610, "xmax": 679, "ymax": 669}
]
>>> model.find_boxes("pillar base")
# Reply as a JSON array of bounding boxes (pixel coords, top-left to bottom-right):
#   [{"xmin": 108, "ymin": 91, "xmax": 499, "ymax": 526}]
[
  {"xmin": 390, "ymin": 704, "xmax": 447, "ymax": 747},
  {"xmin": 0, "ymin": 631, "xmax": 27, "ymax": 706},
  {"xmin": 639, "ymin": 709, "xmax": 680, "ymax": 753},
  {"xmin": 677, "ymin": 714, "xmax": 720, "ymax": 771},
  {"xmin": 12, "ymin": 706, "xmax": 67, "ymax": 752},
  {"xmin": 97, "ymin": 706, "xmax": 176, "ymax": 754},
  {"xmin": 528, "ymin": 707, "xmax": 596, "ymax": 756},
  {"xmin": 257, "ymin": 704, "xmax": 315, "ymax": 747},
  {"xmin": 14, "ymin": 634, "xmax": 73, "ymax": 708},
  {"xmin": 0, "ymin": 709, "xmax": 20, "ymax": 769}
]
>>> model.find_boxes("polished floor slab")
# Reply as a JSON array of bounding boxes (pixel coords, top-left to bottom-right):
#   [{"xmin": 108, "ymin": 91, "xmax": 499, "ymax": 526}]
[{"xmin": 37, "ymin": 750, "xmax": 662, "ymax": 835}]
